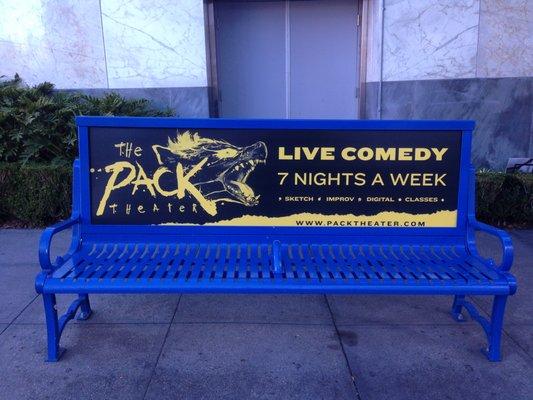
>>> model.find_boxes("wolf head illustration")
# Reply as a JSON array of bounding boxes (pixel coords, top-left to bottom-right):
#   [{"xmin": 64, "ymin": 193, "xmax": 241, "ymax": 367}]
[{"xmin": 153, "ymin": 131, "xmax": 267, "ymax": 206}]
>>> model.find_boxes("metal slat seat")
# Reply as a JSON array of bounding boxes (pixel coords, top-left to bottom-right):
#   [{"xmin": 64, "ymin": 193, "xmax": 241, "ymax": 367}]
[{"xmin": 43, "ymin": 242, "xmax": 513, "ymax": 295}]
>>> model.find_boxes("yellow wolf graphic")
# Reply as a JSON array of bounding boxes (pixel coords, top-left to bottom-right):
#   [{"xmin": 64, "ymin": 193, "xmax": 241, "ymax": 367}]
[{"xmin": 152, "ymin": 131, "xmax": 267, "ymax": 207}]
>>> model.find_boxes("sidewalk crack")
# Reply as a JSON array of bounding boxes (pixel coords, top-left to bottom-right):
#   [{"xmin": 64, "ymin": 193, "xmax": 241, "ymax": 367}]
[
  {"xmin": 325, "ymin": 295, "xmax": 363, "ymax": 400},
  {"xmin": 0, "ymin": 294, "xmax": 39, "ymax": 336},
  {"xmin": 142, "ymin": 295, "xmax": 182, "ymax": 399}
]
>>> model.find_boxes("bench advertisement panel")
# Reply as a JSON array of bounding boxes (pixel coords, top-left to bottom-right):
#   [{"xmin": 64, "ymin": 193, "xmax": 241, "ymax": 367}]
[{"xmin": 88, "ymin": 128, "xmax": 461, "ymax": 228}]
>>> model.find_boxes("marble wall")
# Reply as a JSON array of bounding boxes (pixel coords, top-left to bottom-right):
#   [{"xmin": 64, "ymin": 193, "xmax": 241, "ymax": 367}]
[
  {"xmin": 477, "ymin": 0, "xmax": 532, "ymax": 78},
  {"xmin": 0, "ymin": 0, "xmax": 107, "ymax": 88},
  {"xmin": 365, "ymin": 0, "xmax": 532, "ymax": 82},
  {"xmin": 363, "ymin": 0, "xmax": 532, "ymax": 169},
  {"xmin": 383, "ymin": 0, "xmax": 479, "ymax": 81},
  {"xmin": 364, "ymin": 77, "xmax": 532, "ymax": 169},
  {"xmin": 101, "ymin": 0, "xmax": 207, "ymax": 88},
  {"xmin": 0, "ymin": 0, "xmax": 207, "ymax": 90}
]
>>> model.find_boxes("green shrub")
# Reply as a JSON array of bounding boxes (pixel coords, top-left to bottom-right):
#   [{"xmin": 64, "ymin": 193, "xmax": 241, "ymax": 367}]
[
  {"xmin": 476, "ymin": 172, "xmax": 532, "ymax": 227},
  {"xmin": 0, "ymin": 163, "xmax": 71, "ymax": 226},
  {"xmin": 0, "ymin": 74, "xmax": 172, "ymax": 166}
]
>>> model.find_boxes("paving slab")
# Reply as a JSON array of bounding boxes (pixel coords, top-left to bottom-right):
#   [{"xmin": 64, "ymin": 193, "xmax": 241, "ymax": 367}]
[
  {"xmin": 0, "ymin": 264, "xmax": 39, "ymax": 323},
  {"xmin": 474, "ymin": 230, "xmax": 504, "ymax": 263},
  {"xmin": 468, "ymin": 294, "xmax": 532, "ymax": 355},
  {"xmin": 0, "ymin": 323, "xmax": 167, "ymax": 400},
  {"xmin": 472, "ymin": 230, "xmax": 530, "ymax": 274},
  {"xmin": 145, "ymin": 323, "xmax": 356, "ymax": 400},
  {"xmin": 16, "ymin": 293, "xmax": 180, "ymax": 324},
  {"xmin": 0, "ymin": 229, "xmax": 70, "ymax": 265},
  {"xmin": 327, "ymin": 294, "xmax": 476, "ymax": 326},
  {"xmin": 174, "ymin": 294, "xmax": 331, "ymax": 325},
  {"xmin": 0, "ymin": 229, "xmax": 72, "ymax": 324},
  {"xmin": 504, "ymin": 324, "xmax": 533, "ymax": 357},
  {"xmin": 504, "ymin": 230, "xmax": 531, "ymax": 276},
  {"xmin": 509, "ymin": 230, "xmax": 533, "ymax": 252},
  {"xmin": 339, "ymin": 324, "xmax": 533, "ymax": 400}
]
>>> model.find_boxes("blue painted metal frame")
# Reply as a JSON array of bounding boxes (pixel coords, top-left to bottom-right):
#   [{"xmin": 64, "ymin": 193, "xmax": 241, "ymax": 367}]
[{"xmin": 36, "ymin": 117, "xmax": 516, "ymax": 362}]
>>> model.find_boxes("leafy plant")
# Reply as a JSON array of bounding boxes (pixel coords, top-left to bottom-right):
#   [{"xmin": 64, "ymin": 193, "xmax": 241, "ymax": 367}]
[
  {"xmin": 0, "ymin": 74, "xmax": 172, "ymax": 165},
  {"xmin": 476, "ymin": 171, "xmax": 533, "ymax": 227},
  {"xmin": 0, "ymin": 163, "xmax": 72, "ymax": 225}
]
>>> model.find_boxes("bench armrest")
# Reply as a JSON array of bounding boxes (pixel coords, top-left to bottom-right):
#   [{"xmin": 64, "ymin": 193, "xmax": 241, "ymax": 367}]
[
  {"xmin": 467, "ymin": 220, "xmax": 514, "ymax": 271},
  {"xmin": 39, "ymin": 216, "xmax": 81, "ymax": 271}
]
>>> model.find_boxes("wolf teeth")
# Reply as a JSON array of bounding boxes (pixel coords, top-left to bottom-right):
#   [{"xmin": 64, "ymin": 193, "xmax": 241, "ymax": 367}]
[{"xmin": 233, "ymin": 160, "xmax": 265, "ymax": 173}]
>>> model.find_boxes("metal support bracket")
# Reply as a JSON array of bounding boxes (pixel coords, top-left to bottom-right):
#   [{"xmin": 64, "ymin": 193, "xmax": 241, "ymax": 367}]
[
  {"xmin": 451, "ymin": 295, "xmax": 507, "ymax": 361},
  {"xmin": 44, "ymin": 294, "xmax": 92, "ymax": 362}
]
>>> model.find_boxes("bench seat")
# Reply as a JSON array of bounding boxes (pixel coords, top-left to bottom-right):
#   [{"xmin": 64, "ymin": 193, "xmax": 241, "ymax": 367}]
[{"xmin": 41, "ymin": 241, "xmax": 515, "ymax": 295}]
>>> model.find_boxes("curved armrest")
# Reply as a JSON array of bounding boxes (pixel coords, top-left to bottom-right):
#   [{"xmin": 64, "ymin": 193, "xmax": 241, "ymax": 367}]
[
  {"xmin": 468, "ymin": 220, "xmax": 514, "ymax": 271},
  {"xmin": 39, "ymin": 216, "xmax": 81, "ymax": 271}
]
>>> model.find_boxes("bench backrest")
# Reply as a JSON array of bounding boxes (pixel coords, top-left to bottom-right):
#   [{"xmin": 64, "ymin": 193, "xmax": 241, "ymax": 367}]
[{"xmin": 75, "ymin": 117, "xmax": 474, "ymax": 243}]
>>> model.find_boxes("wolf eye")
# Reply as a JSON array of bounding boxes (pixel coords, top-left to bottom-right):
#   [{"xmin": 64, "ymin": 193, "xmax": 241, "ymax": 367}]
[{"xmin": 215, "ymin": 148, "xmax": 239, "ymax": 159}]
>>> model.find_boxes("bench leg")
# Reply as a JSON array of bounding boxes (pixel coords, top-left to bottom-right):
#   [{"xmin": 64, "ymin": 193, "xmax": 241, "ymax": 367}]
[
  {"xmin": 43, "ymin": 293, "xmax": 64, "ymax": 362},
  {"xmin": 451, "ymin": 295, "xmax": 466, "ymax": 321},
  {"xmin": 76, "ymin": 294, "xmax": 93, "ymax": 321},
  {"xmin": 483, "ymin": 295, "xmax": 507, "ymax": 362},
  {"xmin": 450, "ymin": 294, "xmax": 508, "ymax": 361}
]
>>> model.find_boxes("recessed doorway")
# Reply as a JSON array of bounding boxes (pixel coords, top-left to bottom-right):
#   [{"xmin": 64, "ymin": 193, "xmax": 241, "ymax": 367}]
[{"xmin": 211, "ymin": 0, "xmax": 360, "ymax": 118}]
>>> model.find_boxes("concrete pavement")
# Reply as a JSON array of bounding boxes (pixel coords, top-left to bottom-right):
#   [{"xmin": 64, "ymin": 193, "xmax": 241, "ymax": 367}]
[{"xmin": 0, "ymin": 229, "xmax": 531, "ymax": 399}]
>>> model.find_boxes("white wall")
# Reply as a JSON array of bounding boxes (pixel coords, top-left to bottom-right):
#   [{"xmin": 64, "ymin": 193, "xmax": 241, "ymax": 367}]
[
  {"xmin": 365, "ymin": 0, "xmax": 532, "ymax": 82},
  {"xmin": 0, "ymin": 0, "xmax": 207, "ymax": 89},
  {"xmin": 1, "ymin": 0, "xmax": 530, "ymax": 88}
]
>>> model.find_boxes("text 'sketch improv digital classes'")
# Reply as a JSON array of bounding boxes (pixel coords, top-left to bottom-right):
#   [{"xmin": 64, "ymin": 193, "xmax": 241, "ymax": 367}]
[{"xmin": 89, "ymin": 128, "xmax": 461, "ymax": 227}]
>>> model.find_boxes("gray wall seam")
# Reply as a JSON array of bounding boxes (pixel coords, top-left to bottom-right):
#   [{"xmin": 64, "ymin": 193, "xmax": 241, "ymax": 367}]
[{"xmin": 98, "ymin": 0, "xmax": 110, "ymax": 89}]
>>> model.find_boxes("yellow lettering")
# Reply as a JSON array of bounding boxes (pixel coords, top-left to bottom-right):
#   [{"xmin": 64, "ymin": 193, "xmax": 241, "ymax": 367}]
[
  {"xmin": 398, "ymin": 148, "xmax": 413, "ymax": 161},
  {"xmin": 278, "ymin": 147, "xmax": 292, "ymax": 160},
  {"xmin": 410, "ymin": 173, "xmax": 421, "ymax": 186},
  {"xmin": 435, "ymin": 173, "xmax": 447, "ymax": 186},
  {"xmin": 358, "ymin": 147, "xmax": 374, "ymax": 161},
  {"xmin": 415, "ymin": 148, "xmax": 431, "ymax": 161},
  {"xmin": 176, "ymin": 158, "xmax": 217, "ymax": 215},
  {"xmin": 153, "ymin": 167, "xmax": 179, "ymax": 196},
  {"xmin": 341, "ymin": 147, "xmax": 356, "ymax": 161},
  {"xmin": 432, "ymin": 148, "xmax": 448, "ymax": 161},
  {"xmin": 321, "ymin": 147, "xmax": 335, "ymax": 160},
  {"xmin": 131, "ymin": 162, "xmax": 156, "ymax": 196},
  {"xmin": 96, "ymin": 161, "xmax": 136, "ymax": 216},
  {"xmin": 375, "ymin": 148, "xmax": 396, "ymax": 161},
  {"xmin": 390, "ymin": 173, "xmax": 409, "ymax": 185},
  {"xmin": 371, "ymin": 173, "xmax": 384, "ymax": 186},
  {"xmin": 302, "ymin": 147, "xmax": 320, "ymax": 160},
  {"xmin": 354, "ymin": 173, "xmax": 366, "ymax": 186}
]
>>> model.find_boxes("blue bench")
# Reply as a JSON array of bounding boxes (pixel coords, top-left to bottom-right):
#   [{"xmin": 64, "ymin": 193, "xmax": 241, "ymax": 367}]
[{"xmin": 36, "ymin": 117, "xmax": 516, "ymax": 362}]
